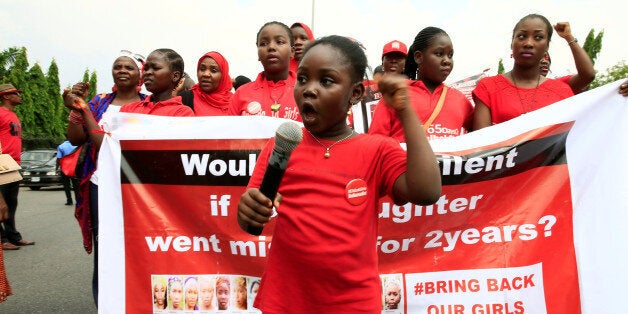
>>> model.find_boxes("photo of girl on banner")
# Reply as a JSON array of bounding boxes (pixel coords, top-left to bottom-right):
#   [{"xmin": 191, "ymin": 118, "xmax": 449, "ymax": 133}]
[
  {"xmin": 151, "ymin": 275, "xmax": 167, "ymax": 311},
  {"xmin": 216, "ymin": 276, "xmax": 231, "ymax": 310},
  {"xmin": 184, "ymin": 276, "xmax": 199, "ymax": 311},
  {"xmin": 198, "ymin": 276, "xmax": 216, "ymax": 311},
  {"xmin": 167, "ymin": 276, "xmax": 184, "ymax": 311},
  {"xmin": 233, "ymin": 276, "xmax": 248, "ymax": 310},
  {"xmin": 381, "ymin": 274, "xmax": 403, "ymax": 312}
]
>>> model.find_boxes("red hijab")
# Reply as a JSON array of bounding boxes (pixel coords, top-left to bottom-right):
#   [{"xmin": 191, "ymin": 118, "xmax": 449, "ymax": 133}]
[
  {"xmin": 291, "ymin": 22, "xmax": 314, "ymax": 40},
  {"xmin": 190, "ymin": 51, "xmax": 233, "ymax": 111},
  {"xmin": 289, "ymin": 22, "xmax": 315, "ymax": 73}
]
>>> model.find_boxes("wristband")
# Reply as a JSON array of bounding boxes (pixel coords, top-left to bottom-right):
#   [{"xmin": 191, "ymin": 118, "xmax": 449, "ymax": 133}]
[
  {"xmin": 68, "ymin": 110, "xmax": 85, "ymax": 126},
  {"xmin": 568, "ymin": 38, "xmax": 578, "ymax": 45}
]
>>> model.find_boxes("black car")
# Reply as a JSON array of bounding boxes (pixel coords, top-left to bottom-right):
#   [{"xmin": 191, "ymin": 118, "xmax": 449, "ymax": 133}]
[{"xmin": 20, "ymin": 149, "xmax": 63, "ymax": 190}]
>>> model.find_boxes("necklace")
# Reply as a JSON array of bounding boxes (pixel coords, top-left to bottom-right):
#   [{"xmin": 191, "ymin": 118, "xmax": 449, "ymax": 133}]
[
  {"xmin": 269, "ymin": 83, "xmax": 286, "ymax": 112},
  {"xmin": 307, "ymin": 129, "xmax": 355, "ymax": 158},
  {"xmin": 510, "ymin": 73, "xmax": 541, "ymax": 113}
]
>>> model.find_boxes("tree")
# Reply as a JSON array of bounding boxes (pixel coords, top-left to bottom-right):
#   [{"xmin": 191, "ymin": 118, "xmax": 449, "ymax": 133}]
[
  {"xmin": 582, "ymin": 29, "xmax": 604, "ymax": 66},
  {"xmin": 26, "ymin": 63, "xmax": 54, "ymax": 137},
  {"xmin": 89, "ymin": 71, "xmax": 98, "ymax": 100},
  {"xmin": 0, "ymin": 47, "xmax": 20, "ymax": 81},
  {"xmin": 589, "ymin": 61, "xmax": 628, "ymax": 89},
  {"xmin": 497, "ymin": 58, "xmax": 505, "ymax": 74},
  {"xmin": 46, "ymin": 59, "xmax": 66, "ymax": 138},
  {"xmin": 81, "ymin": 69, "xmax": 98, "ymax": 101}
]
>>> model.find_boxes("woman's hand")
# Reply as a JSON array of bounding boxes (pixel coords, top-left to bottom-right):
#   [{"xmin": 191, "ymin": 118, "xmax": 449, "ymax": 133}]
[
  {"xmin": 63, "ymin": 88, "xmax": 88, "ymax": 111},
  {"xmin": 554, "ymin": 22, "xmax": 574, "ymax": 41},
  {"xmin": 71, "ymin": 82, "xmax": 91, "ymax": 100}
]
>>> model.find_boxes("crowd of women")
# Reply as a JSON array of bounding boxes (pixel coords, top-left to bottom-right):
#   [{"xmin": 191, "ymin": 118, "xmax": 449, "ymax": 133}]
[{"xmin": 38, "ymin": 12, "xmax": 627, "ymax": 312}]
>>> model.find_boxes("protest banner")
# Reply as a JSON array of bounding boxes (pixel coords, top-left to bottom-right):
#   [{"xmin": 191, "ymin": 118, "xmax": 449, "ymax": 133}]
[{"xmin": 99, "ymin": 81, "xmax": 627, "ymax": 313}]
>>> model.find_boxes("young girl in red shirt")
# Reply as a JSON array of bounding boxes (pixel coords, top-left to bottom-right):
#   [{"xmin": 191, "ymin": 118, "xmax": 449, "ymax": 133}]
[
  {"xmin": 120, "ymin": 49, "xmax": 194, "ymax": 116},
  {"xmin": 237, "ymin": 35, "xmax": 441, "ymax": 313},
  {"xmin": 230, "ymin": 21, "xmax": 301, "ymax": 121},
  {"xmin": 369, "ymin": 26, "xmax": 474, "ymax": 141}
]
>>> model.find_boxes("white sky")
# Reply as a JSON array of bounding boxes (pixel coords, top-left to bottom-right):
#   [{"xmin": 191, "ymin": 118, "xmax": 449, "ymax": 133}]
[{"xmin": 1, "ymin": 0, "xmax": 626, "ymax": 92}]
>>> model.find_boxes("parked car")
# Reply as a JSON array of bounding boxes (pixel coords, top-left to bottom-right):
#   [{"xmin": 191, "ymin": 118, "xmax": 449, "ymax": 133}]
[{"xmin": 19, "ymin": 149, "xmax": 63, "ymax": 190}]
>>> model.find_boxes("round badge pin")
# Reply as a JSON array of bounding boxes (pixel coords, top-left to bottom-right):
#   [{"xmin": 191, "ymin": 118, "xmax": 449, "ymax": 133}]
[
  {"xmin": 345, "ymin": 178, "xmax": 368, "ymax": 205},
  {"xmin": 246, "ymin": 101, "xmax": 262, "ymax": 115}
]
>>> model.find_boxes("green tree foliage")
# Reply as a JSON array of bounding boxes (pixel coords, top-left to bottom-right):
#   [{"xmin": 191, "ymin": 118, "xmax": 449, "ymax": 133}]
[
  {"xmin": 2, "ymin": 46, "xmax": 67, "ymax": 148},
  {"xmin": 590, "ymin": 61, "xmax": 628, "ymax": 89},
  {"xmin": 583, "ymin": 29, "xmax": 604, "ymax": 66},
  {"xmin": 497, "ymin": 58, "xmax": 505, "ymax": 74},
  {"xmin": 88, "ymin": 71, "xmax": 98, "ymax": 101},
  {"xmin": 25, "ymin": 63, "xmax": 54, "ymax": 137},
  {"xmin": 81, "ymin": 69, "xmax": 98, "ymax": 101},
  {"xmin": 0, "ymin": 47, "xmax": 20, "ymax": 81},
  {"xmin": 46, "ymin": 59, "xmax": 67, "ymax": 137}
]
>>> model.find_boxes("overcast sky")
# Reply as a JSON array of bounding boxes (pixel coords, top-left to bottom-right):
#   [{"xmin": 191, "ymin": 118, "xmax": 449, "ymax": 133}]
[{"xmin": 1, "ymin": 0, "xmax": 626, "ymax": 92}]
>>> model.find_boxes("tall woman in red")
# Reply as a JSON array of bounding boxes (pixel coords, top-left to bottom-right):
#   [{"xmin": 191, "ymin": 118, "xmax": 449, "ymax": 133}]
[
  {"xmin": 178, "ymin": 51, "xmax": 234, "ymax": 116},
  {"xmin": 473, "ymin": 14, "xmax": 574, "ymax": 130},
  {"xmin": 230, "ymin": 21, "xmax": 301, "ymax": 121}
]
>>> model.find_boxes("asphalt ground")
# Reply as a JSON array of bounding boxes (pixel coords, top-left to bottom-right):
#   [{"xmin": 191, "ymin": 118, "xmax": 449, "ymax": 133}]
[{"xmin": 0, "ymin": 186, "xmax": 97, "ymax": 313}]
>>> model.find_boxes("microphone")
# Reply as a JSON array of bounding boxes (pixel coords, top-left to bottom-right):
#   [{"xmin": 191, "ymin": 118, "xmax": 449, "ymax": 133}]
[{"xmin": 248, "ymin": 121, "xmax": 303, "ymax": 235}]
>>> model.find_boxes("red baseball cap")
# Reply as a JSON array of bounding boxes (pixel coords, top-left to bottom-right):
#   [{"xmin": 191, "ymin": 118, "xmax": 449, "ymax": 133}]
[
  {"xmin": 382, "ymin": 40, "xmax": 408, "ymax": 58},
  {"xmin": 0, "ymin": 84, "xmax": 22, "ymax": 96}
]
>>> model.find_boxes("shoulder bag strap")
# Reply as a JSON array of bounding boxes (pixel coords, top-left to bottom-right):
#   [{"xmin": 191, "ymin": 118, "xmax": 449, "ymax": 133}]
[{"xmin": 422, "ymin": 86, "xmax": 448, "ymax": 131}]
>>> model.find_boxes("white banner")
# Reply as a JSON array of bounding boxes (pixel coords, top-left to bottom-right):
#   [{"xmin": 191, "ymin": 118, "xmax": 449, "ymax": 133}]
[{"xmin": 98, "ymin": 80, "xmax": 627, "ymax": 313}]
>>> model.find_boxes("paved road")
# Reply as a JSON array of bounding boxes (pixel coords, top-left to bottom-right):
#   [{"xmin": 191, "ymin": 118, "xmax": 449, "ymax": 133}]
[{"xmin": 0, "ymin": 187, "xmax": 97, "ymax": 313}]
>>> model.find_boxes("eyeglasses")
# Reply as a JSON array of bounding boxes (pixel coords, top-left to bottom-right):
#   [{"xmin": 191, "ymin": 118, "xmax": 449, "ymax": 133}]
[{"xmin": 120, "ymin": 50, "xmax": 146, "ymax": 63}]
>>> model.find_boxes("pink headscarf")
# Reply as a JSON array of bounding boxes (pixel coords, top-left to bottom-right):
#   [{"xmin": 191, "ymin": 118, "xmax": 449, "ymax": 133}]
[{"xmin": 190, "ymin": 51, "xmax": 233, "ymax": 110}]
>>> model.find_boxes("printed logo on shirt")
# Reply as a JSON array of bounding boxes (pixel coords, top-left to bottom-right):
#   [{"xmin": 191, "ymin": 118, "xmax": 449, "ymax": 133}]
[
  {"xmin": 9, "ymin": 121, "xmax": 20, "ymax": 136},
  {"xmin": 346, "ymin": 178, "xmax": 367, "ymax": 205}
]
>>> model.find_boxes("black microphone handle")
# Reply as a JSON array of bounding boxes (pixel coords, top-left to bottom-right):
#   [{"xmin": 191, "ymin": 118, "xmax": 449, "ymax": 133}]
[{"xmin": 246, "ymin": 162, "xmax": 286, "ymax": 236}]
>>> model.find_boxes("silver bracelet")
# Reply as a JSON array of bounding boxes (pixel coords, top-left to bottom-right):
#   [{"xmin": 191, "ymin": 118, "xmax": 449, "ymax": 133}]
[{"xmin": 568, "ymin": 38, "xmax": 578, "ymax": 45}]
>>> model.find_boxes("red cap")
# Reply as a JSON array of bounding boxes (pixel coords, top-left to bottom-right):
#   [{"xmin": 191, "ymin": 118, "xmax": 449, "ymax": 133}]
[
  {"xmin": 382, "ymin": 40, "xmax": 408, "ymax": 58},
  {"xmin": 0, "ymin": 84, "xmax": 22, "ymax": 96}
]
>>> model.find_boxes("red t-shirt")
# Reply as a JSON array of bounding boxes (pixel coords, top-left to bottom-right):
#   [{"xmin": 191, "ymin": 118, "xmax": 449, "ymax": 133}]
[
  {"xmin": 369, "ymin": 81, "xmax": 473, "ymax": 141},
  {"xmin": 472, "ymin": 74, "xmax": 574, "ymax": 124},
  {"xmin": 120, "ymin": 96, "xmax": 194, "ymax": 116},
  {"xmin": 0, "ymin": 107, "xmax": 22, "ymax": 163},
  {"xmin": 248, "ymin": 132, "xmax": 407, "ymax": 313},
  {"xmin": 230, "ymin": 71, "xmax": 301, "ymax": 122}
]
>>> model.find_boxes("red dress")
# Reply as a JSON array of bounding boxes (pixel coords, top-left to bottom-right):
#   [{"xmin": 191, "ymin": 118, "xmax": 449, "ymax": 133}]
[
  {"xmin": 249, "ymin": 132, "xmax": 407, "ymax": 313},
  {"xmin": 472, "ymin": 74, "xmax": 574, "ymax": 125}
]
